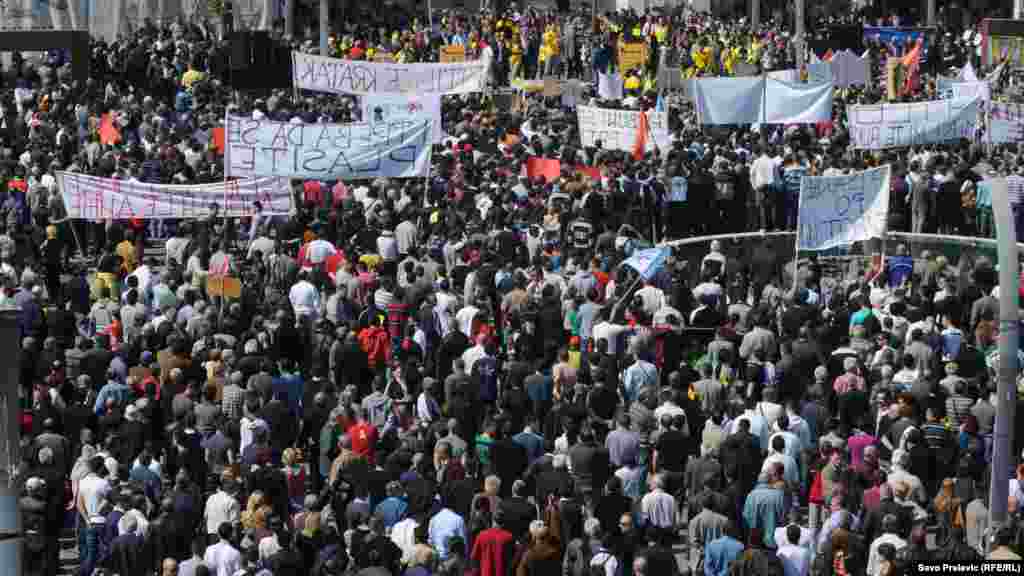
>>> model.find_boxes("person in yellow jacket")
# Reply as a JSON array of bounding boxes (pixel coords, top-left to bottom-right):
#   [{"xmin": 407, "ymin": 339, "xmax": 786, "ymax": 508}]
[
  {"xmin": 541, "ymin": 23, "xmax": 560, "ymax": 78},
  {"xmin": 508, "ymin": 32, "xmax": 523, "ymax": 80},
  {"xmin": 624, "ymin": 70, "xmax": 641, "ymax": 96}
]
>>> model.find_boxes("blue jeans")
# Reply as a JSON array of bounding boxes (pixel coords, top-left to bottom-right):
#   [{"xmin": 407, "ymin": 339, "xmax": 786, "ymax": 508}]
[{"xmin": 78, "ymin": 522, "xmax": 101, "ymax": 576}]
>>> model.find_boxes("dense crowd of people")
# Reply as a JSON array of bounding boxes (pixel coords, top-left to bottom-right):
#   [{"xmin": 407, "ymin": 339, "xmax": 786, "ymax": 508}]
[{"xmin": 4, "ymin": 3, "xmax": 1024, "ymax": 576}]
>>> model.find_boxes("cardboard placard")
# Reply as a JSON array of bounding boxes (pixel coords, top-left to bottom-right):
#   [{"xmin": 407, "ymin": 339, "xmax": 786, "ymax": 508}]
[
  {"xmin": 886, "ymin": 57, "xmax": 901, "ymax": 101},
  {"xmin": 440, "ymin": 45, "xmax": 466, "ymax": 63},
  {"xmin": 373, "ymin": 51, "xmax": 394, "ymax": 62},
  {"xmin": 618, "ymin": 43, "xmax": 648, "ymax": 72},
  {"xmin": 543, "ymin": 77, "xmax": 563, "ymax": 97},
  {"xmin": 207, "ymin": 275, "xmax": 242, "ymax": 299}
]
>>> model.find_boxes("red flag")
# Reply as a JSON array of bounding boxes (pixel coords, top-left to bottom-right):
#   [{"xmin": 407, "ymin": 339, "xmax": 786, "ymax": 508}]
[
  {"xmin": 575, "ymin": 165, "xmax": 602, "ymax": 182},
  {"xmin": 212, "ymin": 127, "xmax": 225, "ymax": 154},
  {"xmin": 632, "ymin": 111, "xmax": 649, "ymax": 161},
  {"xmin": 899, "ymin": 39, "xmax": 922, "ymax": 96},
  {"xmin": 823, "ymin": 49, "xmax": 834, "ymax": 62},
  {"xmin": 99, "ymin": 113, "xmax": 121, "ymax": 146}
]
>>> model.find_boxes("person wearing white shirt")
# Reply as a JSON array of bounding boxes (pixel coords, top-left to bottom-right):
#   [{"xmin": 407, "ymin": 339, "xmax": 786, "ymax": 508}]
[
  {"xmin": 749, "ymin": 148, "xmax": 779, "ymax": 230},
  {"xmin": 390, "ymin": 517, "xmax": 421, "ymax": 565},
  {"xmin": 288, "ymin": 271, "xmax": 320, "ymax": 319},
  {"xmin": 593, "ymin": 317, "xmax": 628, "ymax": 356},
  {"xmin": 377, "ymin": 230, "xmax": 399, "ymax": 262},
  {"xmin": 455, "ymin": 305, "xmax": 480, "ymax": 339},
  {"xmin": 204, "ymin": 472, "xmax": 241, "ymax": 536},
  {"xmin": 204, "ymin": 523, "xmax": 242, "ymax": 576},
  {"xmin": 395, "ymin": 217, "xmax": 418, "ymax": 257},
  {"xmin": 635, "ymin": 280, "xmax": 666, "ymax": 317},
  {"xmin": 866, "ymin": 515, "xmax": 907, "ymax": 576},
  {"xmin": 776, "ymin": 524, "xmax": 812, "ymax": 576}
]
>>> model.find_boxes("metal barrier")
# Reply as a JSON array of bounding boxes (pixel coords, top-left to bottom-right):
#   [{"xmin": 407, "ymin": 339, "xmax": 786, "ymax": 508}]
[{"xmin": 658, "ymin": 231, "xmax": 1023, "ymax": 288}]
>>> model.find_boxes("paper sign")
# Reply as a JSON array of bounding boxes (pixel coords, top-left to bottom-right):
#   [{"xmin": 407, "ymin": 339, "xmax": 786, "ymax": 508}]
[
  {"xmin": 577, "ymin": 106, "xmax": 671, "ymax": 153},
  {"xmin": 361, "ymin": 94, "xmax": 444, "ymax": 143},
  {"xmin": 58, "ymin": 172, "xmax": 292, "ymax": 220},
  {"xmin": 99, "ymin": 113, "xmax": 121, "ymax": 146},
  {"xmin": 212, "ymin": 127, "xmax": 225, "ymax": 154},
  {"xmin": 847, "ymin": 98, "xmax": 979, "ymax": 150},
  {"xmin": 291, "ymin": 51, "xmax": 489, "ymax": 95},
  {"xmin": 224, "ymin": 114, "xmax": 433, "ymax": 180},
  {"xmin": 990, "ymin": 101, "xmax": 1024, "ymax": 144},
  {"xmin": 526, "ymin": 157, "xmax": 561, "ymax": 182},
  {"xmin": 598, "ymin": 72, "xmax": 624, "ymax": 100},
  {"xmin": 207, "ymin": 275, "xmax": 242, "ymax": 298},
  {"xmin": 618, "ymin": 43, "xmax": 648, "ymax": 71},
  {"xmin": 885, "ymin": 57, "xmax": 901, "ymax": 101},
  {"xmin": 543, "ymin": 78, "xmax": 563, "ymax": 97},
  {"xmin": 440, "ymin": 45, "xmax": 466, "ymax": 63},
  {"xmin": 798, "ymin": 165, "xmax": 891, "ymax": 251},
  {"xmin": 373, "ymin": 51, "xmax": 394, "ymax": 62}
]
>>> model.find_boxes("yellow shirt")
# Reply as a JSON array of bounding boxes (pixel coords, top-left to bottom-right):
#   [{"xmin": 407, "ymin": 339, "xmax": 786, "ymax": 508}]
[
  {"xmin": 655, "ymin": 25, "xmax": 668, "ymax": 43},
  {"xmin": 624, "ymin": 75, "xmax": 641, "ymax": 90},
  {"xmin": 181, "ymin": 69, "xmax": 204, "ymax": 90}
]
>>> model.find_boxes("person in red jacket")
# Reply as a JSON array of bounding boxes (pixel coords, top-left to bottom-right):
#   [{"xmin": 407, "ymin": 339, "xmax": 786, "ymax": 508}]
[{"xmin": 347, "ymin": 407, "xmax": 378, "ymax": 464}]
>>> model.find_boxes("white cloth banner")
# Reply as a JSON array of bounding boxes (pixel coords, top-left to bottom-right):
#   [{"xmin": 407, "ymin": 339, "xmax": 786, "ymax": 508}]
[
  {"xmin": 224, "ymin": 115, "xmax": 433, "ymax": 180},
  {"xmin": 807, "ymin": 62, "xmax": 833, "ymax": 85},
  {"xmin": 291, "ymin": 51, "xmax": 490, "ymax": 95},
  {"xmin": 847, "ymin": 98, "xmax": 979, "ymax": 149},
  {"xmin": 361, "ymin": 94, "xmax": 444, "ymax": 143},
  {"xmin": 831, "ymin": 50, "xmax": 870, "ymax": 88},
  {"xmin": 764, "ymin": 79, "xmax": 833, "ymax": 124},
  {"xmin": 693, "ymin": 77, "xmax": 765, "ymax": 125},
  {"xmin": 598, "ymin": 72, "xmax": 624, "ymax": 100},
  {"xmin": 990, "ymin": 102, "xmax": 1024, "ymax": 144},
  {"xmin": 577, "ymin": 106, "xmax": 671, "ymax": 152},
  {"xmin": 767, "ymin": 69, "xmax": 800, "ymax": 83},
  {"xmin": 938, "ymin": 80, "xmax": 990, "ymax": 102},
  {"xmin": 798, "ymin": 165, "xmax": 891, "ymax": 251},
  {"xmin": 58, "ymin": 172, "xmax": 292, "ymax": 220}
]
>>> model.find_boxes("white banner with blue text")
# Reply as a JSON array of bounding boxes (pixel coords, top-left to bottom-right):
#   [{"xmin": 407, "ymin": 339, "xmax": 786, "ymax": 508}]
[
  {"xmin": 847, "ymin": 98, "xmax": 979, "ymax": 149},
  {"xmin": 798, "ymin": 165, "xmax": 891, "ymax": 251},
  {"xmin": 225, "ymin": 115, "xmax": 433, "ymax": 180},
  {"xmin": 291, "ymin": 51, "xmax": 490, "ymax": 95}
]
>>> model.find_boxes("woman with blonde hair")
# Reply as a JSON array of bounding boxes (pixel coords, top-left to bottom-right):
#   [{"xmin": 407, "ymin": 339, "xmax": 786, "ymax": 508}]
[
  {"xmin": 281, "ymin": 448, "xmax": 306, "ymax": 509},
  {"xmin": 241, "ymin": 491, "xmax": 272, "ymax": 541}
]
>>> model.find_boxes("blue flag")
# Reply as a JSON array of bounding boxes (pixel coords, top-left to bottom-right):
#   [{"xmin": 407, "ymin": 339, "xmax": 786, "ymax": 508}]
[{"xmin": 623, "ymin": 247, "xmax": 670, "ymax": 280}]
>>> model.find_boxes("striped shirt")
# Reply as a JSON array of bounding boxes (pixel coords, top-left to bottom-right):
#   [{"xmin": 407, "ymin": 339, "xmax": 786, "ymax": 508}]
[
  {"xmin": 1007, "ymin": 174, "xmax": 1024, "ymax": 206},
  {"xmin": 945, "ymin": 395, "xmax": 973, "ymax": 428}
]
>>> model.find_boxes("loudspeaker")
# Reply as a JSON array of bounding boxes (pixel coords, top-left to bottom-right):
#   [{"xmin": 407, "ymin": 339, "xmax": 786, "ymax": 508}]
[
  {"xmin": 251, "ymin": 30, "xmax": 271, "ymax": 67},
  {"xmin": 231, "ymin": 30, "xmax": 251, "ymax": 69}
]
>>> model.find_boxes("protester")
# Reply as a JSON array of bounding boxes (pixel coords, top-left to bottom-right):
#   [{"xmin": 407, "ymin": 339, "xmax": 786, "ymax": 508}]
[{"xmin": 5, "ymin": 3, "xmax": 1024, "ymax": 576}]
